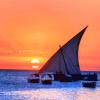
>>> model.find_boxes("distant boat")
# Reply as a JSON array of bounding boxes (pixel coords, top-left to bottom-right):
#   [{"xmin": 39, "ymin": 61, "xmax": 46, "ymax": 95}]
[
  {"xmin": 28, "ymin": 73, "xmax": 40, "ymax": 83},
  {"xmin": 40, "ymin": 73, "xmax": 54, "ymax": 84},
  {"xmin": 82, "ymin": 81, "xmax": 96, "ymax": 88},
  {"xmin": 40, "ymin": 26, "xmax": 88, "ymax": 81},
  {"xmin": 82, "ymin": 72, "xmax": 98, "ymax": 81},
  {"xmin": 87, "ymin": 72, "xmax": 97, "ymax": 81}
]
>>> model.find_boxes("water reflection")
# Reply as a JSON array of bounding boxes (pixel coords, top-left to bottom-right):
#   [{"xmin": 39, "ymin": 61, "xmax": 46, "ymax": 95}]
[
  {"xmin": 0, "ymin": 71, "xmax": 100, "ymax": 100},
  {"xmin": 2, "ymin": 88, "xmax": 100, "ymax": 100}
]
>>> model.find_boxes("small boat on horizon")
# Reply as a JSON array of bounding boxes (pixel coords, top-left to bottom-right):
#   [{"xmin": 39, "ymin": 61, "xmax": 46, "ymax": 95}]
[
  {"xmin": 28, "ymin": 73, "xmax": 40, "ymax": 83},
  {"xmin": 82, "ymin": 72, "xmax": 98, "ymax": 81},
  {"xmin": 82, "ymin": 81, "xmax": 96, "ymax": 88}
]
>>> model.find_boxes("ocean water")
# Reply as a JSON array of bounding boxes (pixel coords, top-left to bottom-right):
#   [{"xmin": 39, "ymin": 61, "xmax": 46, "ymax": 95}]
[{"xmin": 0, "ymin": 70, "xmax": 100, "ymax": 100}]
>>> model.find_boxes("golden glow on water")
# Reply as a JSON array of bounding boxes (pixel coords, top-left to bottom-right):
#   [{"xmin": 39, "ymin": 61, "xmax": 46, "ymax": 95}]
[{"xmin": 32, "ymin": 65, "xmax": 40, "ymax": 69}]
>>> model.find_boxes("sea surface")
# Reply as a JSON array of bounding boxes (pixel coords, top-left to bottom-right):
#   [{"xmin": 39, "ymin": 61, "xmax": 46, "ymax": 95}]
[{"xmin": 0, "ymin": 70, "xmax": 100, "ymax": 100}]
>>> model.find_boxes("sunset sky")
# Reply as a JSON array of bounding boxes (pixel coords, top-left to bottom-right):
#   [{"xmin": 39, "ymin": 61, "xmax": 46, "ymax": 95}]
[{"xmin": 0, "ymin": 0, "xmax": 100, "ymax": 71}]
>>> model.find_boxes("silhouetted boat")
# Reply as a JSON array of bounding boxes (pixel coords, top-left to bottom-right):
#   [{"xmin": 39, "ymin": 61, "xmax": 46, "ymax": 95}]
[
  {"xmin": 87, "ymin": 72, "xmax": 97, "ymax": 81},
  {"xmin": 39, "ymin": 26, "xmax": 88, "ymax": 81},
  {"xmin": 82, "ymin": 81, "xmax": 96, "ymax": 88},
  {"xmin": 40, "ymin": 73, "xmax": 54, "ymax": 84},
  {"xmin": 28, "ymin": 73, "xmax": 40, "ymax": 83},
  {"xmin": 82, "ymin": 72, "xmax": 98, "ymax": 81}
]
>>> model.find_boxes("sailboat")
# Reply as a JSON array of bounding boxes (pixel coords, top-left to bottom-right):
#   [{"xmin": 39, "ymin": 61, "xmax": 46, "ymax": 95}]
[
  {"xmin": 39, "ymin": 26, "xmax": 88, "ymax": 82},
  {"xmin": 40, "ymin": 72, "xmax": 54, "ymax": 84},
  {"xmin": 28, "ymin": 72, "xmax": 40, "ymax": 83}
]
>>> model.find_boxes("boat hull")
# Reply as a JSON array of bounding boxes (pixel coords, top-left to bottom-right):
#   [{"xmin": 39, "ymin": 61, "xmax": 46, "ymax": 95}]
[
  {"xmin": 41, "ymin": 80, "xmax": 52, "ymax": 84},
  {"xmin": 72, "ymin": 74, "xmax": 82, "ymax": 81},
  {"xmin": 54, "ymin": 74, "xmax": 73, "ymax": 82},
  {"xmin": 28, "ymin": 79, "xmax": 40, "ymax": 83},
  {"xmin": 82, "ymin": 81, "xmax": 96, "ymax": 88}
]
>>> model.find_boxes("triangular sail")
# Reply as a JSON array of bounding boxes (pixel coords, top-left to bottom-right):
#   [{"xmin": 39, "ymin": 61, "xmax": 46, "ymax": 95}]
[
  {"xmin": 40, "ymin": 26, "xmax": 88, "ymax": 76},
  {"xmin": 60, "ymin": 26, "xmax": 88, "ymax": 75}
]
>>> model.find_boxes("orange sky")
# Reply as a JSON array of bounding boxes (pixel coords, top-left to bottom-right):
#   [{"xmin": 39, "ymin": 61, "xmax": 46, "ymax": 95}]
[{"xmin": 0, "ymin": 0, "xmax": 100, "ymax": 71}]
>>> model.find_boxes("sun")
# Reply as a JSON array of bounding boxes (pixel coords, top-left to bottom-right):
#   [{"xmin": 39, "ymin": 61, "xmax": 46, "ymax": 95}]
[
  {"xmin": 31, "ymin": 59, "xmax": 40, "ymax": 64},
  {"xmin": 31, "ymin": 58, "xmax": 40, "ymax": 69}
]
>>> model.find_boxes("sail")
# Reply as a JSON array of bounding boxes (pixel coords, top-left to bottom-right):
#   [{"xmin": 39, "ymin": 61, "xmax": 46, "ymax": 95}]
[
  {"xmin": 40, "ymin": 26, "xmax": 88, "ymax": 76},
  {"xmin": 40, "ymin": 48, "xmax": 69, "ymax": 76},
  {"xmin": 61, "ymin": 26, "xmax": 88, "ymax": 75}
]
